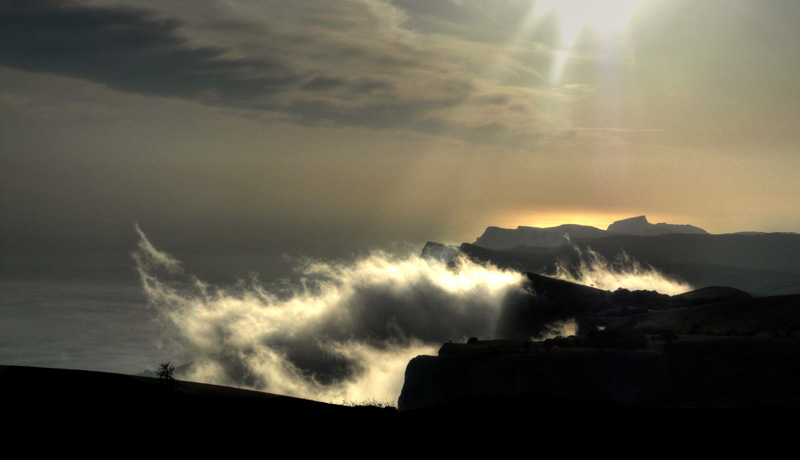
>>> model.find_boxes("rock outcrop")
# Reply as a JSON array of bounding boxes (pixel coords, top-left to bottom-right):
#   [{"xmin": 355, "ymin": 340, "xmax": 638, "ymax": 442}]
[
  {"xmin": 398, "ymin": 341, "xmax": 664, "ymax": 410},
  {"xmin": 399, "ymin": 289, "xmax": 800, "ymax": 409}
]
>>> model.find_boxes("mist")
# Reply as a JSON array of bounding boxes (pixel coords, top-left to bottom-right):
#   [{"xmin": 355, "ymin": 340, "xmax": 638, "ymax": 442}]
[
  {"xmin": 135, "ymin": 226, "xmax": 528, "ymax": 404},
  {"xmin": 550, "ymin": 245, "xmax": 692, "ymax": 296},
  {"xmin": 134, "ymin": 225, "xmax": 696, "ymax": 403}
]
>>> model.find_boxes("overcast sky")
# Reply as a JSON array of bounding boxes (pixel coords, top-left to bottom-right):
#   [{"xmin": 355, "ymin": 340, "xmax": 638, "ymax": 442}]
[{"xmin": 2, "ymin": 0, "xmax": 799, "ymax": 256}]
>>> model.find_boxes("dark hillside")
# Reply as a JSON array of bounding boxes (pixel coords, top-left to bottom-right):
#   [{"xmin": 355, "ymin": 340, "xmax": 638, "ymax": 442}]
[
  {"xmin": 459, "ymin": 232, "xmax": 800, "ymax": 296},
  {"xmin": 583, "ymin": 233, "xmax": 800, "ymax": 273}
]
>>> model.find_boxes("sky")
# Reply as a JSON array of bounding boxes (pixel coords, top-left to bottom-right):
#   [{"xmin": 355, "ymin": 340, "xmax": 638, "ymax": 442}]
[{"xmin": 2, "ymin": 0, "xmax": 800, "ymax": 258}]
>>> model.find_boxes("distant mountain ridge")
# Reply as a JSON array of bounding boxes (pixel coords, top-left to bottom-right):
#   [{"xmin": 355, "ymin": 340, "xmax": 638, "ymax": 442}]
[
  {"xmin": 475, "ymin": 224, "xmax": 607, "ymax": 249},
  {"xmin": 474, "ymin": 215, "xmax": 708, "ymax": 250},
  {"xmin": 607, "ymin": 215, "xmax": 708, "ymax": 236},
  {"xmin": 450, "ymin": 216, "xmax": 800, "ymax": 296}
]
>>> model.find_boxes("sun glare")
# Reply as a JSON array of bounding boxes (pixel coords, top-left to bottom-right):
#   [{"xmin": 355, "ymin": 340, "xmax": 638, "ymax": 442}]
[{"xmin": 533, "ymin": 0, "xmax": 648, "ymax": 46}]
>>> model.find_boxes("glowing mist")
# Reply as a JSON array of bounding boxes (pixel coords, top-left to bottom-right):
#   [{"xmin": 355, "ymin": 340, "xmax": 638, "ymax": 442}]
[
  {"xmin": 551, "ymin": 245, "xmax": 692, "ymax": 295},
  {"xmin": 133, "ymin": 226, "xmax": 691, "ymax": 404},
  {"xmin": 134, "ymin": 226, "xmax": 526, "ymax": 404}
]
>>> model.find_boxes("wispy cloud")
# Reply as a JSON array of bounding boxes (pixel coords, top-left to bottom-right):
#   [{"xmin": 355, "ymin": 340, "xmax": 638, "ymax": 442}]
[
  {"xmin": 0, "ymin": 0, "xmax": 295, "ymax": 105},
  {"xmin": 0, "ymin": 0, "xmax": 585, "ymax": 143},
  {"xmin": 134, "ymin": 226, "xmax": 528, "ymax": 403}
]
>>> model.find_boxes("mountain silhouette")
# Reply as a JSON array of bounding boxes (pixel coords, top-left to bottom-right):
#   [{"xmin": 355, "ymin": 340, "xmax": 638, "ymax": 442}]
[
  {"xmin": 474, "ymin": 216, "xmax": 708, "ymax": 250},
  {"xmin": 461, "ymin": 221, "xmax": 800, "ymax": 296},
  {"xmin": 607, "ymin": 215, "xmax": 708, "ymax": 236}
]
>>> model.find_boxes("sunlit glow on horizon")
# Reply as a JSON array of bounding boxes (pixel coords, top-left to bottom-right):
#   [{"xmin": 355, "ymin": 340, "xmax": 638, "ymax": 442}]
[
  {"xmin": 493, "ymin": 211, "xmax": 627, "ymax": 230},
  {"xmin": 490, "ymin": 210, "xmax": 692, "ymax": 232}
]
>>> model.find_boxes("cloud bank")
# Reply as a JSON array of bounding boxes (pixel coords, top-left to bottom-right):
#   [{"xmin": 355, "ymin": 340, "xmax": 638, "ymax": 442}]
[
  {"xmin": 134, "ymin": 225, "xmax": 696, "ymax": 402},
  {"xmin": 0, "ymin": 0, "xmax": 577, "ymax": 141},
  {"xmin": 134, "ymin": 226, "xmax": 527, "ymax": 403},
  {"xmin": 0, "ymin": 0, "xmax": 294, "ymax": 105},
  {"xmin": 551, "ymin": 245, "xmax": 692, "ymax": 295}
]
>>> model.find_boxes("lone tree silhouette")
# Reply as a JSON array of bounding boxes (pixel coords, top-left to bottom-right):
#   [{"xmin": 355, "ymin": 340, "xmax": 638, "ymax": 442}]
[{"xmin": 156, "ymin": 362, "xmax": 175, "ymax": 382}]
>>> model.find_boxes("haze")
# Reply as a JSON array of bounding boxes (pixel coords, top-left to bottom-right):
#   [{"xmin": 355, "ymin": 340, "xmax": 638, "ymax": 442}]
[{"xmin": 2, "ymin": 0, "xmax": 799, "ymax": 258}]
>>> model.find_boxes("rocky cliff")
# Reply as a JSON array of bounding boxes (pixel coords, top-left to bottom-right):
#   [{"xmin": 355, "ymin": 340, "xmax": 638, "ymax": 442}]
[{"xmin": 398, "ymin": 292, "xmax": 800, "ymax": 409}]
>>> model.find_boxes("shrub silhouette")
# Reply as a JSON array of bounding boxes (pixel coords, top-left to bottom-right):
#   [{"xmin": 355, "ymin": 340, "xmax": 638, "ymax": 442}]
[{"xmin": 157, "ymin": 362, "xmax": 175, "ymax": 382}]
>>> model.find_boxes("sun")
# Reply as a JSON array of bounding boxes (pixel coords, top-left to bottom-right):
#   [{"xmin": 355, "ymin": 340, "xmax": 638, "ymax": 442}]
[{"xmin": 533, "ymin": 0, "xmax": 649, "ymax": 47}]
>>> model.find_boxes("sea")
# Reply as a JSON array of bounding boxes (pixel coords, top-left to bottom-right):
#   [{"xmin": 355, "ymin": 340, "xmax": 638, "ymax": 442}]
[{"xmin": 0, "ymin": 250, "xmax": 295, "ymax": 376}]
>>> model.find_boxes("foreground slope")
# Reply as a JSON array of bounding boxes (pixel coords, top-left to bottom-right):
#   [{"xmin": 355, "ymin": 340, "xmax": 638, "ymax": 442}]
[{"xmin": 3, "ymin": 363, "xmax": 792, "ymax": 451}]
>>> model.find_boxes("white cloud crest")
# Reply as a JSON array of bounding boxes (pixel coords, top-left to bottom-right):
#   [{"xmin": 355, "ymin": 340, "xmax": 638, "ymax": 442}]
[
  {"xmin": 134, "ymin": 229, "xmax": 526, "ymax": 404},
  {"xmin": 551, "ymin": 245, "xmax": 692, "ymax": 295}
]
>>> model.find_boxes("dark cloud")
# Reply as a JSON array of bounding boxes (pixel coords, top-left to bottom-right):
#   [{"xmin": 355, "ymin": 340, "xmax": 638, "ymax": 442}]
[
  {"xmin": 476, "ymin": 94, "xmax": 511, "ymax": 105},
  {"xmin": 351, "ymin": 79, "xmax": 393, "ymax": 94},
  {"xmin": 0, "ymin": 0, "xmax": 488, "ymax": 136},
  {"xmin": 390, "ymin": 0, "xmax": 540, "ymax": 44},
  {"xmin": 0, "ymin": 0, "xmax": 296, "ymax": 106},
  {"xmin": 288, "ymin": 98, "xmax": 433, "ymax": 130},
  {"xmin": 301, "ymin": 75, "xmax": 346, "ymax": 91},
  {"xmin": 412, "ymin": 117, "xmax": 544, "ymax": 149},
  {"xmin": 0, "ymin": 0, "xmax": 594, "ymax": 146}
]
